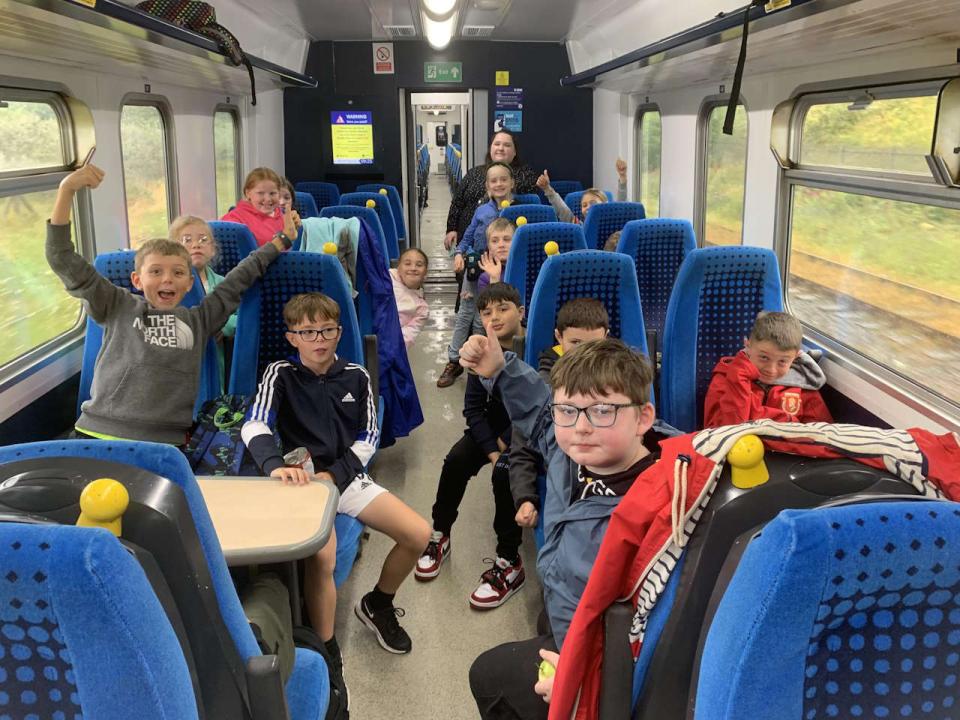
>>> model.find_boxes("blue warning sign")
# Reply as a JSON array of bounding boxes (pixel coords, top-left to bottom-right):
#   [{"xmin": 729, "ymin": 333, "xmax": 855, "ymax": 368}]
[{"xmin": 330, "ymin": 111, "xmax": 373, "ymax": 125}]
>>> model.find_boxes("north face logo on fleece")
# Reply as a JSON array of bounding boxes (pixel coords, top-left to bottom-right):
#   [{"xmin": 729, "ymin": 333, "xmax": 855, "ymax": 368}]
[{"xmin": 133, "ymin": 315, "xmax": 194, "ymax": 349}]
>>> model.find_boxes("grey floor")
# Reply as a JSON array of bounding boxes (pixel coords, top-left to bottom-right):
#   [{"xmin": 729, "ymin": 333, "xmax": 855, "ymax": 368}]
[{"xmin": 333, "ymin": 172, "xmax": 542, "ymax": 719}]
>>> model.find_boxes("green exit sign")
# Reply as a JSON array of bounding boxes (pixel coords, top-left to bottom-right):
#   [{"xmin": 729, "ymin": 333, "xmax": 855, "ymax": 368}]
[{"xmin": 424, "ymin": 62, "xmax": 463, "ymax": 83}]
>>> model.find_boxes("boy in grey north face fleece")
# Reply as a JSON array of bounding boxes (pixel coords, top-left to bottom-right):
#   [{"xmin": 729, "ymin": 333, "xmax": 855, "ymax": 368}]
[{"xmin": 47, "ymin": 162, "xmax": 292, "ymax": 444}]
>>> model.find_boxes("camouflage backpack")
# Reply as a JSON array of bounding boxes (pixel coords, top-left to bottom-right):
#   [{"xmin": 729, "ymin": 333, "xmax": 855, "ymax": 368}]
[
  {"xmin": 136, "ymin": 0, "xmax": 256, "ymax": 105},
  {"xmin": 185, "ymin": 394, "xmax": 261, "ymax": 475}
]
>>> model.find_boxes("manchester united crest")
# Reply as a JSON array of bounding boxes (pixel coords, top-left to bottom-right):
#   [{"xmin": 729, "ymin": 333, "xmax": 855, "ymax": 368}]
[{"xmin": 781, "ymin": 391, "xmax": 802, "ymax": 416}]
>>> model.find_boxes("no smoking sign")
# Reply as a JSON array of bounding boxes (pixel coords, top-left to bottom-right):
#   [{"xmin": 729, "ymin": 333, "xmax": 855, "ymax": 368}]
[{"xmin": 373, "ymin": 42, "xmax": 394, "ymax": 74}]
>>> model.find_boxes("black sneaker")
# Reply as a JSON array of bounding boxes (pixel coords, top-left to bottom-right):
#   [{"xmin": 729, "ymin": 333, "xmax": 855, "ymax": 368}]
[{"xmin": 354, "ymin": 593, "xmax": 412, "ymax": 654}]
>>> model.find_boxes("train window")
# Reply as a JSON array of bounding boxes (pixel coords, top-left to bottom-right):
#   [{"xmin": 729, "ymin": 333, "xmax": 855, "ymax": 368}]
[
  {"xmin": 120, "ymin": 100, "xmax": 176, "ymax": 248},
  {"xmin": 700, "ymin": 102, "xmax": 748, "ymax": 246},
  {"xmin": 0, "ymin": 100, "xmax": 65, "ymax": 174},
  {"xmin": 214, "ymin": 107, "xmax": 241, "ymax": 217},
  {"xmin": 800, "ymin": 95, "xmax": 938, "ymax": 175},
  {"xmin": 0, "ymin": 89, "xmax": 85, "ymax": 373},
  {"xmin": 635, "ymin": 107, "xmax": 661, "ymax": 217},
  {"xmin": 781, "ymin": 81, "xmax": 960, "ymax": 409}
]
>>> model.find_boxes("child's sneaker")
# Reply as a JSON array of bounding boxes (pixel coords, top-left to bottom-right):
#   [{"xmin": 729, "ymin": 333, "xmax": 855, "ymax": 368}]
[
  {"xmin": 469, "ymin": 557, "xmax": 525, "ymax": 609},
  {"xmin": 415, "ymin": 531, "xmax": 451, "ymax": 580},
  {"xmin": 354, "ymin": 593, "xmax": 412, "ymax": 654}
]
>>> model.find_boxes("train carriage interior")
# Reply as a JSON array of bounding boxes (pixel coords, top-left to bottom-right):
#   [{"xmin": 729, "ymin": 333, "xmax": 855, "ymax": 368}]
[{"xmin": 1, "ymin": 0, "xmax": 960, "ymax": 717}]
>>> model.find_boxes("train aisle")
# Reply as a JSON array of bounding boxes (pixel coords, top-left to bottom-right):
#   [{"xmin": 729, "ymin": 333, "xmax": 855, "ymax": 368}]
[{"xmin": 333, "ymin": 171, "xmax": 543, "ymax": 718}]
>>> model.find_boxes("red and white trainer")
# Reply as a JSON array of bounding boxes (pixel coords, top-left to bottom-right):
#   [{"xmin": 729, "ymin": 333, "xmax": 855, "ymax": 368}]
[
  {"xmin": 469, "ymin": 557, "xmax": 525, "ymax": 609},
  {"xmin": 415, "ymin": 531, "xmax": 451, "ymax": 580}
]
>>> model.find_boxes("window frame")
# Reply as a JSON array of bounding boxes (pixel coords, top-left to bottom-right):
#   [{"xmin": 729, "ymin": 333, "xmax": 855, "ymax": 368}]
[
  {"xmin": 118, "ymin": 94, "xmax": 179, "ymax": 248},
  {"xmin": 775, "ymin": 77, "xmax": 960, "ymax": 420},
  {"xmin": 213, "ymin": 103, "xmax": 242, "ymax": 215},
  {"xmin": 0, "ymin": 84, "xmax": 93, "ymax": 384},
  {"xmin": 633, "ymin": 103, "xmax": 662, "ymax": 217},
  {"xmin": 695, "ymin": 96, "xmax": 750, "ymax": 247}
]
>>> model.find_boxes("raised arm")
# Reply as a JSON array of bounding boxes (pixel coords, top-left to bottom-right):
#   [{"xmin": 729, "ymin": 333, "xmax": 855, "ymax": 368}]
[
  {"xmin": 616, "ymin": 157, "xmax": 628, "ymax": 201},
  {"xmin": 47, "ymin": 164, "xmax": 131, "ymax": 323},
  {"xmin": 195, "ymin": 237, "xmax": 284, "ymax": 334}
]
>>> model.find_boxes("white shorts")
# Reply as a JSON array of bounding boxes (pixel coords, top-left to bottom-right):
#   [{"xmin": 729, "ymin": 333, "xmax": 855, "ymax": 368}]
[{"xmin": 337, "ymin": 474, "xmax": 388, "ymax": 517}]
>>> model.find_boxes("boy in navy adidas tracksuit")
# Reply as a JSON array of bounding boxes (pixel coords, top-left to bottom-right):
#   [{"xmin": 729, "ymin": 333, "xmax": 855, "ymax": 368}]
[{"xmin": 242, "ymin": 293, "xmax": 431, "ymax": 659}]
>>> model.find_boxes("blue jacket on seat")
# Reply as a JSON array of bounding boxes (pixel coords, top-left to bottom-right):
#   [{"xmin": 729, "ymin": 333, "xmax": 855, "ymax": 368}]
[{"xmin": 356, "ymin": 220, "xmax": 424, "ymax": 446}]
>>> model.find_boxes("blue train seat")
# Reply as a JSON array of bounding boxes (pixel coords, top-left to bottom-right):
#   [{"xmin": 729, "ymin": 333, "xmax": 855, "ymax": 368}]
[
  {"xmin": 0, "ymin": 522, "xmax": 201, "ymax": 719},
  {"xmin": 0, "ymin": 441, "xmax": 331, "ymax": 719},
  {"xmin": 696, "ymin": 499, "xmax": 960, "ymax": 720},
  {"xmin": 228, "ymin": 253, "xmax": 372, "ymax": 583},
  {"xmin": 523, "ymin": 250, "xmax": 650, "ymax": 549},
  {"xmin": 564, "ymin": 190, "xmax": 616, "ymax": 221},
  {"xmin": 208, "ymin": 220, "xmax": 257, "ymax": 276},
  {"xmin": 294, "ymin": 181, "xmax": 340, "ymax": 212},
  {"xmin": 319, "ymin": 205, "xmax": 389, "ymax": 269},
  {"xmin": 524, "ymin": 250, "xmax": 649, "ymax": 368},
  {"xmin": 358, "ymin": 183, "xmax": 406, "ymax": 246},
  {"xmin": 659, "ymin": 246, "xmax": 783, "ymax": 432},
  {"xmin": 293, "ymin": 191, "xmax": 319, "ymax": 219},
  {"xmin": 549, "ymin": 180, "xmax": 584, "ymax": 198},
  {"xmin": 513, "ymin": 192, "xmax": 543, "ymax": 205},
  {"xmin": 503, "ymin": 222, "xmax": 587, "ymax": 307},
  {"xmin": 582, "ymin": 201, "xmax": 646, "ymax": 250},
  {"xmin": 592, "ymin": 443, "xmax": 923, "ymax": 719},
  {"xmin": 500, "ymin": 203, "xmax": 558, "ymax": 225},
  {"xmin": 616, "ymin": 218, "xmax": 697, "ymax": 366},
  {"xmin": 341, "ymin": 191, "xmax": 400, "ymax": 261},
  {"xmin": 78, "ymin": 252, "xmax": 219, "ymax": 418}
]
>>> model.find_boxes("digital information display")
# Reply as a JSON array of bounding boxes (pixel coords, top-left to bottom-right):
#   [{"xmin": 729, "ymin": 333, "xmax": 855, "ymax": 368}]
[{"xmin": 331, "ymin": 111, "xmax": 374, "ymax": 165}]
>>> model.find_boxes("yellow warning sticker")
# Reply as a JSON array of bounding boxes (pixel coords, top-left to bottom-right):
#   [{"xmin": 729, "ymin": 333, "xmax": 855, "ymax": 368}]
[
  {"xmin": 495, "ymin": 70, "xmax": 510, "ymax": 86},
  {"xmin": 69, "ymin": 0, "xmax": 97, "ymax": 8}
]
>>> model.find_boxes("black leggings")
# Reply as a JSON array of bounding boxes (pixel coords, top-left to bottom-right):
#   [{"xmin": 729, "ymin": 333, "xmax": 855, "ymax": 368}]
[
  {"xmin": 431, "ymin": 432, "xmax": 522, "ymax": 562},
  {"xmin": 469, "ymin": 633, "xmax": 558, "ymax": 720}
]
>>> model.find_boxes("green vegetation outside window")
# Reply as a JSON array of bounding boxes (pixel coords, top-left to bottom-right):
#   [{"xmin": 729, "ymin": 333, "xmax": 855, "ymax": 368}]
[
  {"xmin": 637, "ymin": 110, "xmax": 661, "ymax": 218},
  {"xmin": 702, "ymin": 104, "xmax": 747, "ymax": 246},
  {"xmin": 0, "ymin": 94, "xmax": 82, "ymax": 370},
  {"xmin": 214, "ymin": 109, "xmax": 240, "ymax": 217},
  {"xmin": 120, "ymin": 103, "xmax": 173, "ymax": 248}
]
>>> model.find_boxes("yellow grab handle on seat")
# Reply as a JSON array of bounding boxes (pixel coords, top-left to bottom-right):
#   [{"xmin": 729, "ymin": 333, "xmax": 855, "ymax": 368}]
[
  {"xmin": 77, "ymin": 478, "xmax": 130, "ymax": 537},
  {"xmin": 728, "ymin": 435, "xmax": 769, "ymax": 489}
]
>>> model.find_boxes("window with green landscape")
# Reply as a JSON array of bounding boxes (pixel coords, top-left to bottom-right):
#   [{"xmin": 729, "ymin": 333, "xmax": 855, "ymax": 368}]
[
  {"xmin": 637, "ymin": 110, "xmax": 661, "ymax": 217},
  {"xmin": 214, "ymin": 109, "xmax": 240, "ymax": 217},
  {"xmin": 0, "ymin": 96, "xmax": 81, "ymax": 369},
  {"xmin": 703, "ymin": 104, "xmax": 747, "ymax": 246},
  {"xmin": 121, "ymin": 104, "xmax": 172, "ymax": 248}
]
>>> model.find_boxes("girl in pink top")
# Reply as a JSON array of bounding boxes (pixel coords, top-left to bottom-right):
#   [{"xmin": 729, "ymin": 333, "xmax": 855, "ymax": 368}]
[
  {"xmin": 390, "ymin": 248, "xmax": 430, "ymax": 349},
  {"xmin": 221, "ymin": 167, "xmax": 300, "ymax": 246}
]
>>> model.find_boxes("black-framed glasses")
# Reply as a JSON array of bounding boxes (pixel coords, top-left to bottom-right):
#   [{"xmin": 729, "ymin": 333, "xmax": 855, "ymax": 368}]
[
  {"xmin": 550, "ymin": 402, "xmax": 639, "ymax": 428},
  {"xmin": 287, "ymin": 327, "xmax": 341, "ymax": 342},
  {"xmin": 179, "ymin": 233, "xmax": 211, "ymax": 247}
]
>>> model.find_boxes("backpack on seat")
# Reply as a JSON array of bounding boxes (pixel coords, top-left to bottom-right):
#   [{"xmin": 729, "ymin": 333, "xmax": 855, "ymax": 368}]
[
  {"xmin": 185, "ymin": 394, "xmax": 262, "ymax": 475},
  {"xmin": 136, "ymin": 0, "xmax": 257, "ymax": 105}
]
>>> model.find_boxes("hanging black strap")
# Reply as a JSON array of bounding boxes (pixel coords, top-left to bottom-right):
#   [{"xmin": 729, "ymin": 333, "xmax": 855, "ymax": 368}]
[{"xmin": 723, "ymin": 0, "xmax": 763, "ymax": 135}]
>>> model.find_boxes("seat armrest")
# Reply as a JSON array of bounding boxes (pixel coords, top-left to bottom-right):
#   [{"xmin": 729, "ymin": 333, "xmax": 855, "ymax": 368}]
[
  {"xmin": 599, "ymin": 601, "xmax": 634, "ymax": 720},
  {"xmin": 246, "ymin": 654, "xmax": 290, "ymax": 720},
  {"xmin": 363, "ymin": 334, "xmax": 380, "ymax": 402}
]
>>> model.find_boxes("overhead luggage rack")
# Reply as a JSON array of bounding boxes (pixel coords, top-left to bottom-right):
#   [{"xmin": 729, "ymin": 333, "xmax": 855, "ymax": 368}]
[{"xmin": 0, "ymin": 0, "xmax": 317, "ymax": 92}]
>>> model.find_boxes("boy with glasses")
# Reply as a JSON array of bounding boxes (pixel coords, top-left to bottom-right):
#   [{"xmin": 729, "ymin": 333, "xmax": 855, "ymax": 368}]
[
  {"xmin": 462, "ymin": 334, "xmax": 659, "ymax": 720},
  {"xmin": 242, "ymin": 293, "xmax": 431, "ymax": 664}
]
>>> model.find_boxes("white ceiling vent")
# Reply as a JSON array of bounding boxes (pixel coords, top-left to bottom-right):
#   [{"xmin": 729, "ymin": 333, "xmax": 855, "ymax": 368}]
[
  {"xmin": 462, "ymin": 25, "xmax": 495, "ymax": 37},
  {"xmin": 383, "ymin": 25, "xmax": 417, "ymax": 38}
]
